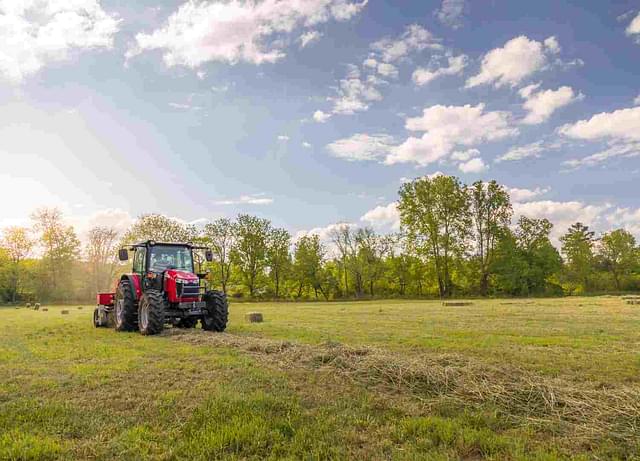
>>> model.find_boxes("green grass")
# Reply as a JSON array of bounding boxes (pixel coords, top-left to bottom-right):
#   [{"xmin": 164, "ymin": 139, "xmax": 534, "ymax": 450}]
[{"xmin": 1, "ymin": 298, "xmax": 639, "ymax": 460}]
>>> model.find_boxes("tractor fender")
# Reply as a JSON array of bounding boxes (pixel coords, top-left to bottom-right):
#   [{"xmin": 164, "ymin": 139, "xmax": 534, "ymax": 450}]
[{"xmin": 120, "ymin": 274, "xmax": 142, "ymax": 301}]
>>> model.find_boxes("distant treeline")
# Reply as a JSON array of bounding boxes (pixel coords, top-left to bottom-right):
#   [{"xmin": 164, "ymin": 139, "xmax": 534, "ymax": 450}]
[{"xmin": 1, "ymin": 175, "xmax": 639, "ymax": 303}]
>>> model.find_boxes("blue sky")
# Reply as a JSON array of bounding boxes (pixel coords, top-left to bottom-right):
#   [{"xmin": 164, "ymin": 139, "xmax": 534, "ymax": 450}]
[{"xmin": 1, "ymin": 0, "xmax": 639, "ymax": 244}]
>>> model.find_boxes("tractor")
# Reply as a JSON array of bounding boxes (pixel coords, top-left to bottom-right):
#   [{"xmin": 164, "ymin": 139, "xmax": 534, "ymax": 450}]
[{"xmin": 93, "ymin": 240, "xmax": 228, "ymax": 335}]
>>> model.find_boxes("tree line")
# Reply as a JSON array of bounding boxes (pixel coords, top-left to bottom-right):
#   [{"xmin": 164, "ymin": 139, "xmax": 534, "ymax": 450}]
[{"xmin": 1, "ymin": 175, "xmax": 639, "ymax": 303}]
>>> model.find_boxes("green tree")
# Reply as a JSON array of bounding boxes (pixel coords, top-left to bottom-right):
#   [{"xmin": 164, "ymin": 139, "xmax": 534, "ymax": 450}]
[
  {"xmin": 232, "ymin": 214, "xmax": 271, "ymax": 297},
  {"xmin": 86, "ymin": 226, "xmax": 119, "ymax": 294},
  {"xmin": 122, "ymin": 214, "xmax": 197, "ymax": 244},
  {"xmin": 469, "ymin": 180, "xmax": 512, "ymax": 295},
  {"xmin": 293, "ymin": 234, "xmax": 327, "ymax": 300},
  {"xmin": 398, "ymin": 175, "xmax": 471, "ymax": 298},
  {"xmin": 560, "ymin": 222, "xmax": 596, "ymax": 292},
  {"xmin": 266, "ymin": 227, "xmax": 291, "ymax": 298},
  {"xmin": 31, "ymin": 208, "xmax": 80, "ymax": 301},
  {"xmin": 202, "ymin": 218, "xmax": 236, "ymax": 294},
  {"xmin": 1, "ymin": 226, "xmax": 34, "ymax": 303},
  {"xmin": 598, "ymin": 229, "xmax": 638, "ymax": 291},
  {"xmin": 329, "ymin": 224, "xmax": 354, "ymax": 297}
]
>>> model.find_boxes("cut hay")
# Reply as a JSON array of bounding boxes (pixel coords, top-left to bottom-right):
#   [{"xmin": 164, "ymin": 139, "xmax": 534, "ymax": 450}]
[
  {"xmin": 442, "ymin": 301, "xmax": 473, "ymax": 307},
  {"xmin": 626, "ymin": 300, "xmax": 640, "ymax": 305},
  {"xmin": 245, "ymin": 312, "xmax": 264, "ymax": 323},
  {"xmin": 60, "ymin": 310, "xmax": 69, "ymax": 315},
  {"xmin": 165, "ymin": 329, "xmax": 640, "ymax": 447}
]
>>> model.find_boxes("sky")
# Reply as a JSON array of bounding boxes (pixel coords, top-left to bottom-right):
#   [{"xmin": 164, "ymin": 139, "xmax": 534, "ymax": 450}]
[{"xmin": 1, "ymin": 0, "xmax": 640, "ymax": 245}]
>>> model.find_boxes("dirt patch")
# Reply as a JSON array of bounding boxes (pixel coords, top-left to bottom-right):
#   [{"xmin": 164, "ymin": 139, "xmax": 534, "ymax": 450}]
[{"xmin": 165, "ymin": 329, "xmax": 640, "ymax": 447}]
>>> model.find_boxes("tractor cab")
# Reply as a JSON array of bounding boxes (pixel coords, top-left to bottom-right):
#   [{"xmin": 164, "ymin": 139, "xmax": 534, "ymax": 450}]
[{"xmin": 93, "ymin": 240, "xmax": 228, "ymax": 336}]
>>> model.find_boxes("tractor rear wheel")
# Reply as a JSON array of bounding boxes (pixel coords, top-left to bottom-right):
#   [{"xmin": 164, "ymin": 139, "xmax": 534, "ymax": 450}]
[
  {"xmin": 138, "ymin": 290, "xmax": 165, "ymax": 335},
  {"xmin": 114, "ymin": 279, "xmax": 137, "ymax": 332},
  {"xmin": 202, "ymin": 290, "xmax": 228, "ymax": 332},
  {"xmin": 93, "ymin": 307, "xmax": 101, "ymax": 328},
  {"xmin": 176, "ymin": 318, "xmax": 198, "ymax": 328}
]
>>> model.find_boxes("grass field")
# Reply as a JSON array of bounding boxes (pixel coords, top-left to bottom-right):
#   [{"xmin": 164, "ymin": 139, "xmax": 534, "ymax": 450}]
[{"xmin": 1, "ymin": 297, "xmax": 640, "ymax": 460}]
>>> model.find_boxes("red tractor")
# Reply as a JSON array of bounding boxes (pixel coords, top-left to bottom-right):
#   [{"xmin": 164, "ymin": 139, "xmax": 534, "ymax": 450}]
[{"xmin": 93, "ymin": 240, "xmax": 228, "ymax": 335}]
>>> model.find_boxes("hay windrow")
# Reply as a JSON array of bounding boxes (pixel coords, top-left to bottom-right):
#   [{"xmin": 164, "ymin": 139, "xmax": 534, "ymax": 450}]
[{"xmin": 165, "ymin": 329, "xmax": 640, "ymax": 446}]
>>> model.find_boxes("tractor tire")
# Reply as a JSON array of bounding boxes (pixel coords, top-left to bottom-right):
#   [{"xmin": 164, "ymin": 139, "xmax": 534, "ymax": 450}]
[
  {"xmin": 93, "ymin": 307, "xmax": 101, "ymax": 328},
  {"xmin": 202, "ymin": 290, "xmax": 228, "ymax": 332},
  {"xmin": 176, "ymin": 318, "xmax": 198, "ymax": 329},
  {"xmin": 114, "ymin": 279, "xmax": 137, "ymax": 332},
  {"xmin": 138, "ymin": 290, "xmax": 165, "ymax": 335}
]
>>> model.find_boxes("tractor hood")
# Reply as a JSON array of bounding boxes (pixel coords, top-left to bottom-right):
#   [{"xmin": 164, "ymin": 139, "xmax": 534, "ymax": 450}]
[{"xmin": 164, "ymin": 269, "xmax": 199, "ymax": 282}]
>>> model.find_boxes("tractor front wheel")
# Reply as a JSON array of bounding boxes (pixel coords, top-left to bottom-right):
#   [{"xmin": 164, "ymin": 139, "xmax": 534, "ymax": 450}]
[
  {"xmin": 202, "ymin": 290, "xmax": 228, "ymax": 332},
  {"xmin": 138, "ymin": 290, "xmax": 165, "ymax": 335},
  {"xmin": 176, "ymin": 318, "xmax": 198, "ymax": 329},
  {"xmin": 114, "ymin": 279, "xmax": 137, "ymax": 332}
]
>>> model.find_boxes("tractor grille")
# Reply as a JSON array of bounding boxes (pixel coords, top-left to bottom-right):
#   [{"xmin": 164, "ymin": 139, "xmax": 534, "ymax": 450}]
[{"xmin": 178, "ymin": 280, "xmax": 200, "ymax": 298}]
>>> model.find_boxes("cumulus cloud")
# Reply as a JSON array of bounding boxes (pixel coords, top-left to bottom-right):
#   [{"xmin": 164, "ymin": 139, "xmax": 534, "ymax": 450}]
[
  {"xmin": 412, "ymin": 54, "xmax": 467, "ymax": 86},
  {"xmin": 518, "ymin": 83, "xmax": 582, "ymax": 124},
  {"xmin": 434, "ymin": 0, "xmax": 465, "ymax": 29},
  {"xmin": 302, "ymin": 141, "xmax": 312, "ymax": 148},
  {"xmin": 371, "ymin": 24, "xmax": 440, "ymax": 63},
  {"xmin": 458, "ymin": 157, "xmax": 487, "ymax": 173},
  {"xmin": 360, "ymin": 202, "xmax": 400, "ymax": 230},
  {"xmin": 626, "ymin": 12, "xmax": 640, "ymax": 39},
  {"xmin": 299, "ymin": 30, "xmax": 322, "ymax": 48},
  {"xmin": 387, "ymin": 104, "xmax": 518, "ymax": 166},
  {"xmin": 326, "ymin": 133, "xmax": 395, "ymax": 162},
  {"xmin": 377, "ymin": 62, "xmax": 398, "ymax": 78},
  {"xmin": 560, "ymin": 106, "xmax": 640, "ymax": 142},
  {"xmin": 330, "ymin": 75, "xmax": 383, "ymax": 114},
  {"xmin": 313, "ymin": 110, "xmax": 332, "ymax": 123},
  {"xmin": 0, "ymin": 0, "xmax": 120, "ymax": 82},
  {"xmin": 277, "ymin": 135, "xmax": 290, "ymax": 141},
  {"xmin": 496, "ymin": 141, "xmax": 550, "ymax": 162},
  {"xmin": 128, "ymin": 0, "xmax": 367, "ymax": 68},
  {"xmin": 213, "ymin": 193, "xmax": 273, "ymax": 205},
  {"xmin": 634, "ymin": 94, "xmax": 640, "ymax": 105},
  {"xmin": 563, "ymin": 142, "xmax": 640, "ymax": 168},
  {"xmin": 513, "ymin": 200, "xmax": 610, "ymax": 245},
  {"xmin": 465, "ymin": 36, "xmax": 559, "ymax": 88},
  {"xmin": 507, "ymin": 187, "xmax": 550, "ymax": 202}
]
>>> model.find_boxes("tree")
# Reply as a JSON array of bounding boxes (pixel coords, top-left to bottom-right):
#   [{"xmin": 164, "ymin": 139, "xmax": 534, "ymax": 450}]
[
  {"xmin": 0, "ymin": 227, "xmax": 34, "ymax": 302},
  {"xmin": 560, "ymin": 222, "xmax": 596, "ymax": 292},
  {"xmin": 202, "ymin": 218, "xmax": 236, "ymax": 294},
  {"xmin": 354, "ymin": 227, "xmax": 391, "ymax": 296},
  {"xmin": 398, "ymin": 175, "xmax": 471, "ymax": 298},
  {"xmin": 31, "ymin": 208, "xmax": 80, "ymax": 300},
  {"xmin": 86, "ymin": 226, "xmax": 119, "ymax": 294},
  {"xmin": 266, "ymin": 227, "xmax": 291, "ymax": 298},
  {"xmin": 329, "ymin": 224, "xmax": 354, "ymax": 297},
  {"xmin": 232, "ymin": 214, "xmax": 270, "ymax": 297},
  {"xmin": 293, "ymin": 234, "xmax": 327, "ymax": 299},
  {"xmin": 122, "ymin": 214, "xmax": 197, "ymax": 244},
  {"xmin": 598, "ymin": 229, "xmax": 638, "ymax": 291},
  {"xmin": 469, "ymin": 180, "xmax": 512, "ymax": 295}
]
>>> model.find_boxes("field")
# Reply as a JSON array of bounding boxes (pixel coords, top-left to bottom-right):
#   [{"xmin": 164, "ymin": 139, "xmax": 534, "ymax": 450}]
[{"xmin": 1, "ymin": 297, "xmax": 640, "ymax": 460}]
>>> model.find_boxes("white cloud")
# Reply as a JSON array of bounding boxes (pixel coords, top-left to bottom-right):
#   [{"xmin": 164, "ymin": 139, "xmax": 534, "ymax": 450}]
[
  {"xmin": 513, "ymin": 200, "xmax": 610, "ymax": 245},
  {"xmin": 518, "ymin": 83, "xmax": 582, "ymax": 124},
  {"xmin": 507, "ymin": 187, "xmax": 550, "ymax": 202},
  {"xmin": 313, "ymin": 110, "xmax": 332, "ymax": 123},
  {"xmin": 496, "ymin": 141, "xmax": 547, "ymax": 162},
  {"xmin": 277, "ymin": 135, "xmax": 290, "ymax": 141},
  {"xmin": 626, "ymin": 12, "xmax": 640, "ymax": 38},
  {"xmin": 451, "ymin": 148, "xmax": 479, "ymax": 161},
  {"xmin": 363, "ymin": 57, "xmax": 377, "ymax": 68},
  {"xmin": 458, "ymin": 157, "xmax": 487, "ymax": 173},
  {"xmin": 634, "ymin": 94, "xmax": 640, "ymax": 105},
  {"xmin": 213, "ymin": 194, "xmax": 274, "ymax": 205},
  {"xmin": 128, "ymin": 0, "xmax": 367, "ymax": 68},
  {"xmin": 302, "ymin": 141, "xmax": 312, "ymax": 148},
  {"xmin": 377, "ymin": 62, "xmax": 398, "ymax": 78},
  {"xmin": 360, "ymin": 202, "xmax": 400, "ymax": 230},
  {"xmin": 606, "ymin": 207, "xmax": 640, "ymax": 237},
  {"xmin": 559, "ymin": 106, "xmax": 640, "ymax": 142},
  {"xmin": 563, "ymin": 142, "xmax": 640, "ymax": 168},
  {"xmin": 326, "ymin": 133, "xmax": 395, "ymax": 162},
  {"xmin": 387, "ymin": 104, "xmax": 518, "ymax": 166},
  {"xmin": 0, "ymin": 0, "xmax": 120, "ymax": 82},
  {"xmin": 371, "ymin": 24, "xmax": 440, "ymax": 63},
  {"xmin": 543, "ymin": 36, "xmax": 561, "ymax": 54},
  {"xmin": 465, "ymin": 36, "xmax": 556, "ymax": 88},
  {"xmin": 412, "ymin": 54, "xmax": 467, "ymax": 86},
  {"xmin": 330, "ymin": 76, "xmax": 383, "ymax": 114},
  {"xmin": 435, "ymin": 0, "xmax": 465, "ymax": 29},
  {"xmin": 299, "ymin": 30, "xmax": 322, "ymax": 48}
]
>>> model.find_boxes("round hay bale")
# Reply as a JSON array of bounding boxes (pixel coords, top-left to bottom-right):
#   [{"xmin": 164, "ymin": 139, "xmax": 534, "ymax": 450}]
[
  {"xmin": 26, "ymin": 302, "xmax": 31, "ymax": 308},
  {"xmin": 42, "ymin": 308, "xmax": 48, "ymax": 312},
  {"xmin": 77, "ymin": 306, "xmax": 83, "ymax": 310},
  {"xmin": 245, "ymin": 312, "xmax": 263, "ymax": 323},
  {"xmin": 34, "ymin": 303, "xmax": 41, "ymax": 311},
  {"xmin": 61, "ymin": 309, "xmax": 69, "ymax": 315}
]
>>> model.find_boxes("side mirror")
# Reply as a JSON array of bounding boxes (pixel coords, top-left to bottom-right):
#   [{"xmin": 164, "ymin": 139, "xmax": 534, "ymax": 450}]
[
  {"xmin": 118, "ymin": 248, "xmax": 129, "ymax": 261},
  {"xmin": 205, "ymin": 249, "xmax": 213, "ymax": 262}
]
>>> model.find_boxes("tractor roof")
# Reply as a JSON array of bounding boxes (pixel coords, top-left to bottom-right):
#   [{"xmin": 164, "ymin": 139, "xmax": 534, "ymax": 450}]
[{"xmin": 129, "ymin": 241, "xmax": 209, "ymax": 250}]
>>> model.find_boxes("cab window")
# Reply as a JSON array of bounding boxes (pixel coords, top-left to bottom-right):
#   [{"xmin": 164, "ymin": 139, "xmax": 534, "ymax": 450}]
[{"xmin": 133, "ymin": 248, "xmax": 146, "ymax": 274}]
